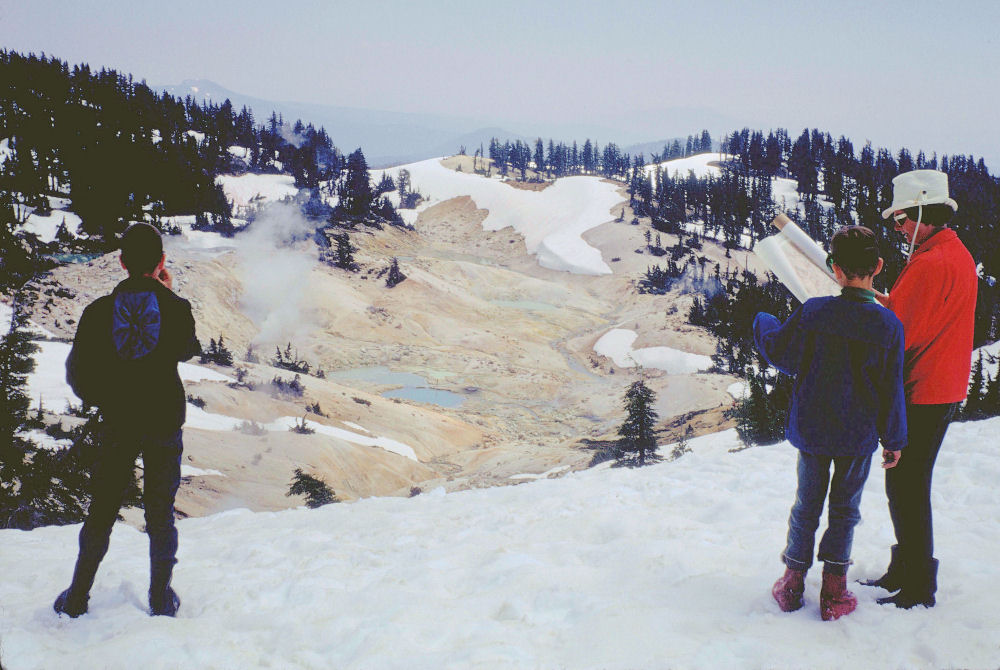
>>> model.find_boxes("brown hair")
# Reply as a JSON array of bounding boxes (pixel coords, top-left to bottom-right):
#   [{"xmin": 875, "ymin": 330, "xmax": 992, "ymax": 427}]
[{"xmin": 829, "ymin": 226, "xmax": 879, "ymax": 279}]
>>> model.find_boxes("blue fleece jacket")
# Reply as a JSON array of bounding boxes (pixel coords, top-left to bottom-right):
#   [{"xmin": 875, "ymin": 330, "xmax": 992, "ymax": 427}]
[{"xmin": 753, "ymin": 287, "xmax": 907, "ymax": 456}]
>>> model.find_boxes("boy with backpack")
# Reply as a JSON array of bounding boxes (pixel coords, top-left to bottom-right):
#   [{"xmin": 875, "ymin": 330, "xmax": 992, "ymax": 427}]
[{"xmin": 54, "ymin": 223, "xmax": 201, "ymax": 618}]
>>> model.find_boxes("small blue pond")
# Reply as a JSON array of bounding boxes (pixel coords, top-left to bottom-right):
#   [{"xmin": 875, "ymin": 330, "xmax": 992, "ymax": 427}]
[
  {"xmin": 328, "ymin": 366, "xmax": 465, "ymax": 408},
  {"xmin": 47, "ymin": 253, "xmax": 103, "ymax": 264},
  {"xmin": 381, "ymin": 387, "xmax": 465, "ymax": 408}
]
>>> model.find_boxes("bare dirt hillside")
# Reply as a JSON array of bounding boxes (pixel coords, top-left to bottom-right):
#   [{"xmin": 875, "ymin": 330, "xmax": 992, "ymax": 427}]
[{"xmin": 23, "ymin": 168, "xmax": 764, "ymax": 516}]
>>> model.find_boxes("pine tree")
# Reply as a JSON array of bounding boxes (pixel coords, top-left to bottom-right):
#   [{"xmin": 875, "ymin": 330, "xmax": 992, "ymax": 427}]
[
  {"xmin": 199, "ymin": 335, "xmax": 234, "ymax": 367},
  {"xmin": 385, "ymin": 257, "xmax": 406, "ymax": 288},
  {"xmin": 338, "ymin": 148, "xmax": 374, "ymax": 218},
  {"xmin": 0, "ymin": 298, "xmax": 38, "ymax": 450},
  {"xmin": 964, "ymin": 352, "xmax": 985, "ymax": 419},
  {"xmin": 616, "ymin": 379, "xmax": 659, "ymax": 466},
  {"xmin": 287, "ymin": 468, "xmax": 337, "ymax": 508},
  {"xmin": 332, "ymin": 232, "xmax": 358, "ymax": 271},
  {"xmin": 983, "ymin": 361, "xmax": 1000, "ymax": 417}
]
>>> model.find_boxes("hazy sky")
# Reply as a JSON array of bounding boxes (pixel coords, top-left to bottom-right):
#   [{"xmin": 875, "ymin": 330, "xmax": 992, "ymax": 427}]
[{"xmin": 3, "ymin": 0, "xmax": 999, "ymax": 165}]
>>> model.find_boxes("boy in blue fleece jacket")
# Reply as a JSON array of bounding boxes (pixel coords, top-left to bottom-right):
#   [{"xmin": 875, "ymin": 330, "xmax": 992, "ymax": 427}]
[{"xmin": 754, "ymin": 225, "xmax": 906, "ymax": 621}]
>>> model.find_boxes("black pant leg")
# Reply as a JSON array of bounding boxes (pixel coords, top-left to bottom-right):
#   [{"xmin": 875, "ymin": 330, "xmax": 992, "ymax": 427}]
[
  {"xmin": 141, "ymin": 430, "xmax": 183, "ymax": 568},
  {"xmin": 886, "ymin": 402, "xmax": 957, "ymax": 567},
  {"xmin": 72, "ymin": 435, "xmax": 141, "ymax": 593}
]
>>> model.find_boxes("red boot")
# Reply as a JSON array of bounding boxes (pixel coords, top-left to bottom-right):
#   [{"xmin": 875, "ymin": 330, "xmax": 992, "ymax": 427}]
[
  {"xmin": 772, "ymin": 568, "xmax": 806, "ymax": 612},
  {"xmin": 820, "ymin": 571, "xmax": 857, "ymax": 621}
]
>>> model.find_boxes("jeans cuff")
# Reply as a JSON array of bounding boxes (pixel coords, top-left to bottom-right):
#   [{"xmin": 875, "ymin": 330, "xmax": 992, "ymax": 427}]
[
  {"xmin": 781, "ymin": 553, "xmax": 810, "ymax": 571},
  {"xmin": 819, "ymin": 558, "xmax": 852, "ymax": 576}
]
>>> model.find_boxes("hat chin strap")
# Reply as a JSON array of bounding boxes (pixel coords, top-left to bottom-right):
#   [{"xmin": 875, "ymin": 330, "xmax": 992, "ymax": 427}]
[{"xmin": 906, "ymin": 204, "xmax": 923, "ymax": 261}]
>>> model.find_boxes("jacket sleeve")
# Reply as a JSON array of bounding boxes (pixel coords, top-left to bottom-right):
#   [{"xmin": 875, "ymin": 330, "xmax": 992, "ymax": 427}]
[
  {"xmin": 65, "ymin": 303, "xmax": 104, "ymax": 406},
  {"xmin": 176, "ymin": 299, "xmax": 201, "ymax": 362},
  {"xmin": 878, "ymin": 322, "xmax": 908, "ymax": 451},
  {"xmin": 753, "ymin": 308, "xmax": 804, "ymax": 377}
]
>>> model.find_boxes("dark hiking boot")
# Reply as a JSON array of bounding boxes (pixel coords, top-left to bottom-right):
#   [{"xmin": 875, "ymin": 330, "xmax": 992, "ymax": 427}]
[
  {"xmin": 54, "ymin": 551, "xmax": 101, "ymax": 618},
  {"xmin": 149, "ymin": 559, "xmax": 180, "ymax": 616},
  {"xmin": 877, "ymin": 558, "xmax": 937, "ymax": 609},
  {"xmin": 820, "ymin": 571, "xmax": 857, "ymax": 621},
  {"xmin": 149, "ymin": 586, "xmax": 181, "ymax": 617},
  {"xmin": 772, "ymin": 568, "xmax": 806, "ymax": 612},
  {"xmin": 53, "ymin": 588, "xmax": 89, "ymax": 618},
  {"xmin": 861, "ymin": 544, "xmax": 903, "ymax": 592}
]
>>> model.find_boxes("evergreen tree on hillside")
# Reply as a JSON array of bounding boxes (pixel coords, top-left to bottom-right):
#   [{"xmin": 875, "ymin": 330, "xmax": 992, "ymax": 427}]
[
  {"xmin": 0, "ymin": 297, "xmax": 37, "ymax": 451},
  {"xmin": 329, "ymin": 231, "xmax": 358, "ymax": 270},
  {"xmin": 983, "ymin": 361, "xmax": 1000, "ymax": 417},
  {"xmin": 385, "ymin": 257, "xmax": 406, "ymax": 288},
  {"xmin": 616, "ymin": 379, "xmax": 659, "ymax": 466},
  {"xmin": 287, "ymin": 468, "xmax": 338, "ymax": 508},
  {"xmin": 962, "ymin": 352, "xmax": 986, "ymax": 419},
  {"xmin": 338, "ymin": 149, "xmax": 374, "ymax": 218},
  {"xmin": 199, "ymin": 336, "xmax": 234, "ymax": 367},
  {"xmin": 730, "ymin": 367, "xmax": 793, "ymax": 446},
  {"xmin": 0, "ymin": 295, "xmax": 119, "ymax": 529}
]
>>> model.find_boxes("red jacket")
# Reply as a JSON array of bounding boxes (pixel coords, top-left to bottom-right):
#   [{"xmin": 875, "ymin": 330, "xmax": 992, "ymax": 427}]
[{"xmin": 885, "ymin": 228, "xmax": 977, "ymax": 404}]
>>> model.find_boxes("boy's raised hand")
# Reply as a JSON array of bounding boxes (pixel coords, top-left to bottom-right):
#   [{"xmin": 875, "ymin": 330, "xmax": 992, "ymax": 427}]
[
  {"xmin": 881, "ymin": 449, "xmax": 901, "ymax": 469},
  {"xmin": 153, "ymin": 266, "xmax": 173, "ymax": 290}
]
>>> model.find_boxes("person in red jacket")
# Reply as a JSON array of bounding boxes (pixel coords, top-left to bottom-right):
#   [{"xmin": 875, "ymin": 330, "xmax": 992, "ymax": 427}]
[{"xmin": 865, "ymin": 170, "xmax": 978, "ymax": 609}]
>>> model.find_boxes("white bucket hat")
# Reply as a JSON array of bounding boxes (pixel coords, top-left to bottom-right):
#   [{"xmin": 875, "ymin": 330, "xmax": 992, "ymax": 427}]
[{"xmin": 881, "ymin": 169, "xmax": 959, "ymax": 218}]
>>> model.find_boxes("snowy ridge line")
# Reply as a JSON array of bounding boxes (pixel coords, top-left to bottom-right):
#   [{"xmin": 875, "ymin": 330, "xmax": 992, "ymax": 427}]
[
  {"xmin": 185, "ymin": 406, "xmax": 418, "ymax": 462},
  {"xmin": 509, "ymin": 465, "xmax": 570, "ymax": 480},
  {"xmin": 180, "ymin": 465, "xmax": 225, "ymax": 478}
]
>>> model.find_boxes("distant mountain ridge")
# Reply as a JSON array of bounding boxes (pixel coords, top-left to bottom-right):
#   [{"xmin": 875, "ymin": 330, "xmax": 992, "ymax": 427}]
[
  {"xmin": 156, "ymin": 80, "xmax": 732, "ymax": 167},
  {"xmin": 158, "ymin": 79, "xmax": 532, "ymax": 167}
]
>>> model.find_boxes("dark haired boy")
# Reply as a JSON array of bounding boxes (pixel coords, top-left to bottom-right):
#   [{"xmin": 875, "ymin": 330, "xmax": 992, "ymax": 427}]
[
  {"xmin": 55, "ymin": 223, "xmax": 200, "ymax": 618},
  {"xmin": 753, "ymin": 225, "xmax": 907, "ymax": 621}
]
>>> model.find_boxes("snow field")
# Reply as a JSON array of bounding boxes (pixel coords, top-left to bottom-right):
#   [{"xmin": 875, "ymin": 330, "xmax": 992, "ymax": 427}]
[
  {"xmin": 594, "ymin": 328, "xmax": 713, "ymax": 374},
  {"xmin": 3, "ymin": 421, "xmax": 1000, "ymax": 668},
  {"xmin": 20, "ymin": 197, "xmax": 83, "ymax": 244},
  {"xmin": 184, "ymin": 408, "xmax": 418, "ymax": 462},
  {"xmin": 370, "ymin": 158, "xmax": 623, "ymax": 275},
  {"xmin": 0, "ymin": 301, "xmax": 11, "ymax": 333},
  {"xmin": 644, "ymin": 152, "xmax": 725, "ymax": 180},
  {"xmin": 215, "ymin": 173, "xmax": 299, "ymax": 209}
]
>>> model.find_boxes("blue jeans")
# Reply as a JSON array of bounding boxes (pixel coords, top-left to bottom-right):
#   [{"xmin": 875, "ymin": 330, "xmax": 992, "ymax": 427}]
[{"xmin": 782, "ymin": 451, "xmax": 873, "ymax": 575}]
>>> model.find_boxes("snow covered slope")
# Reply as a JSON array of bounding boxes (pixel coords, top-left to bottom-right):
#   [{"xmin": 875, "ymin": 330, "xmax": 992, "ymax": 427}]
[
  {"xmin": 2, "ymin": 419, "xmax": 999, "ymax": 669},
  {"xmin": 644, "ymin": 152, "xmax": 724, "ymax": 180},
  {"xmin": 371, "ymin": 158, "xmax": 623, "ymax": 275},
  {"xmin": 216, "ymin": 173, "xmax": 299, "ymax": 209},
  {"xmin": 594, "ymin": 328, "xmax": 712, "ymax": 374}
]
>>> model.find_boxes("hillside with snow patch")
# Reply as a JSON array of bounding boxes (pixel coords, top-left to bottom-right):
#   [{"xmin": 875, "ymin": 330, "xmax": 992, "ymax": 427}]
[{"xmin": 370, "ymin": 157, "xmax": 623, "ymax": 275}]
